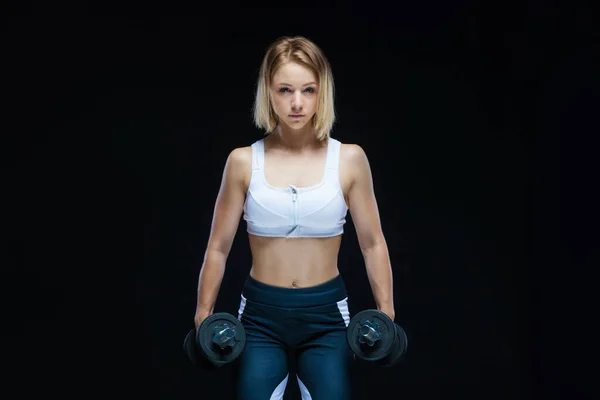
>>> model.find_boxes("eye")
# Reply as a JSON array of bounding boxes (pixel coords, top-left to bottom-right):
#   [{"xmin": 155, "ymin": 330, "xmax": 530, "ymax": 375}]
[
  {"xmin": 304, "ymin": 87, "xmax": 316, "ymax": 93},
  {"xmin": 278, "ymin": 87, "xmax": 290, "ymax": 93}
]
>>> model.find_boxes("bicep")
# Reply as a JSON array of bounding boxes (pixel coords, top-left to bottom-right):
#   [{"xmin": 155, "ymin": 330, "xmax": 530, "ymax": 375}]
[
  {"xmin": 346, "ymin": 145, "xmax": 385, "ymax": 251},
  {"xmin": 206, "ymin": 148, "xmax": 248, "ymax": 255}
]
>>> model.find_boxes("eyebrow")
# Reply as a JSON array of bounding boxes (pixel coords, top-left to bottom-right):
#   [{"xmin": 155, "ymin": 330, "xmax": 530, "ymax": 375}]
[{"xmin": 277, "ymin": 82, "xmax": 317, "ymax": 87}]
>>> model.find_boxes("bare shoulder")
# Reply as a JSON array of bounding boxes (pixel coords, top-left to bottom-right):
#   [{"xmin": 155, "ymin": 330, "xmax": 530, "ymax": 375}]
[
  {"xmin": 340, "ymin": 143, "xmax": 370, "ymax": 176},
  {"xmin": 226, "ymin": 145, "xmax": 253, "ymax": 191},
  {"xmin": 228, "ymin": 145, "xmax": 252, "ymax": 168},
  {"xmin": 340, "ymin": 142, "xmax": 368, "ymax": 163},
  {"xmin": 339, "ymin": 142, "xmax": 371, "ymax": 194}
]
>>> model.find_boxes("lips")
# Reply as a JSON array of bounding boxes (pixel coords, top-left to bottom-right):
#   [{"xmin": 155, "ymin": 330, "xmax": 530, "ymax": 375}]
[{"xmin": 289, "ymin": 115, "xmax": 304, "ymax": 117}]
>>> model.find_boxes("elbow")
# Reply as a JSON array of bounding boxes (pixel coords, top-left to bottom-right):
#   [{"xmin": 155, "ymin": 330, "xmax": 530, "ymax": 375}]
[
  {"xmin": 359, "ymin": 234, "xmax": 387, "ymax": 255},
  {"xmin": 203, "ymin": 246, "xmax": 229, "ymax": 268},
  {"xmin": 206, "ymin": 237, "xmax": 234, "ymax": 259},
  {"xmin": 208, "ymin": 245, "xmax": 230, "ymax": 258}
]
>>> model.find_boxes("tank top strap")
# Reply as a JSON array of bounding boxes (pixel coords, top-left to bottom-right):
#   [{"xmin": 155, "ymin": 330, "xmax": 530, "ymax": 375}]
[
  {"xmin": 325, "ymin": 137, "xmax": 341, "ymax": 170},
  {"xmin": 251, "ymin": 139, "xmax": 265, "ymax": 171}
]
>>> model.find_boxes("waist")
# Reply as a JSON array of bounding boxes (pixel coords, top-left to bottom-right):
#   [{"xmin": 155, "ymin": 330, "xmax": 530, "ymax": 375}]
[
  {"xmin": 248, "ymin": 234, "xmax": 342, "ymax": 265},
  {"xmin": 242, "ymin": 273, "xmax": 348, "ymax": 307}
]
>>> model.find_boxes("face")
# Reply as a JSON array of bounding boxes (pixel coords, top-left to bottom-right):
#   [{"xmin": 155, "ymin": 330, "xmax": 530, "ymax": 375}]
[{"xmin": 270, "ymin": 62, "xmax": 319, "ymax": 131}]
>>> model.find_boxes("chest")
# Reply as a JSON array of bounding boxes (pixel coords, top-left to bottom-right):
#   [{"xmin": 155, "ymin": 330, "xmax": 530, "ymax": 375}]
[
  {"xmin": 256, "ymin": 149, "xmax": 352, "ymax": 207},
  {"xmin": 264, "ymin": 152, "xmax": 327, "ymax": 189}
]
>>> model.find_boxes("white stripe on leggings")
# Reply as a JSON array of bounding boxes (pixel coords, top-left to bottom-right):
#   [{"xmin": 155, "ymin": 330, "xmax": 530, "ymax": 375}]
[
  {"xmin": 270, "ymin": 374, "xmax": 289, "ymax": 399},
  {"xmin": 237, "ymin": 294, "xmax": 247, "ymax": 320},
  {"xmin": 336, "ymin": 297, "xmax": 350, "ymax": 327},
  {"xmin": 297, "ymin": 376, "xmax": 313, "ymax": 400}
]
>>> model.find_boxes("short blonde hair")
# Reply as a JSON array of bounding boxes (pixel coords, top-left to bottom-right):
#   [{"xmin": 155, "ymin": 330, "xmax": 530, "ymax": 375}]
[{"xmin": 252, "ymin": 36, "xmax": 336, "ymax": 141}]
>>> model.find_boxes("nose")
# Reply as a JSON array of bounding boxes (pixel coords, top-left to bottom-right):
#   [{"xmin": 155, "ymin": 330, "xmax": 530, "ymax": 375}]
[{"xmin": 291, "ymin": 91, "xmax": 303, "ymax": 112}]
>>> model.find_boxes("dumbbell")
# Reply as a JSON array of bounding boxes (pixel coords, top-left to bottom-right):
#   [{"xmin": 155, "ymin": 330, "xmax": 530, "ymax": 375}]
[
  {"xmin": 183, "ymin": 312, "xmax": 247, "ymax": 371},
  {"xmin": 346, "ymin": 309, "xmax": 408, "ymax": 367}
]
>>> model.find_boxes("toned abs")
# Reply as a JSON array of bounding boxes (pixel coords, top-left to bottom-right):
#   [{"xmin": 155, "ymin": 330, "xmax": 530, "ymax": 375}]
[{"xmin": 248, "ymin": 234, "xmax": 343, "ymax": 288}]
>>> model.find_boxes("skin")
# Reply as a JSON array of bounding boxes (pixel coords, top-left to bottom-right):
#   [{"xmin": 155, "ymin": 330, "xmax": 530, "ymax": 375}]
[{"xmin": 195, "ymin": 61, "xmax": 395, "ymax": 329}]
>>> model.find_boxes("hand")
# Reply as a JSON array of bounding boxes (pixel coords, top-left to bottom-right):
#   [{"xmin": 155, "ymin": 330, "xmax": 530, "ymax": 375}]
[
  {"xmin": 194, "ymin": 310, "xmax": 213, "ymax": 330},
  {"xmin": 378, "ymin": 307, "xmax": 395, "ymax": 322}
]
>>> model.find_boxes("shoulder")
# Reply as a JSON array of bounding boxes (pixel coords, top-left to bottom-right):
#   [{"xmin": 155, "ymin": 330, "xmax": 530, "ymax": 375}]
[
  {"xmin": 338, "ymin": 141, "xmax": 372, "ymax": 190},
  {"xmin": 223, "ymin": 145, "xmax": 253, "ymax": 191},
  {"xmin": 228, "ymin": 145, "xmax": 252, "ymax": 166},
  {"xmin": 339, "ymin": 142, "xmax": 369, "ymax": 167},
  {"xmin": 224, "ymin": 145, "xmax": 252, "ymax": 176}
]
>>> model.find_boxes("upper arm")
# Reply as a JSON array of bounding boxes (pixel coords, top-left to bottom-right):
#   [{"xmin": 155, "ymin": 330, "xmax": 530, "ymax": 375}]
[
  {"xmin": 205, "ymin": 147, "xmax": 251, "ymax": 256},
  {"xmin": 345, "ymin": 144, "xmax": 385, "ymax": 251}
]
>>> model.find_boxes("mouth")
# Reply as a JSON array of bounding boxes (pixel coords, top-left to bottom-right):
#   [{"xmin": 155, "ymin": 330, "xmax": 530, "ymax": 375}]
[{"xmin": 289, "ymin": 115, "xmax": 305, "ymax": 118}]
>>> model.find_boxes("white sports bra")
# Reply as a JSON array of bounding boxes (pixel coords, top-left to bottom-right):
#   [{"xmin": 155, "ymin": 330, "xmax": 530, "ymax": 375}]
[{"xmin": 242, "ymin": 137, "xmax": 349, "ymax": 238}]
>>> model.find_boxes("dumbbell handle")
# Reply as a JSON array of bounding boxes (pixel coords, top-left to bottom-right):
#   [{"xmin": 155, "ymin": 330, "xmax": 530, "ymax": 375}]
[{"xmin": 212, "ymin": 323, "xmax": 236, "ymax": 350}]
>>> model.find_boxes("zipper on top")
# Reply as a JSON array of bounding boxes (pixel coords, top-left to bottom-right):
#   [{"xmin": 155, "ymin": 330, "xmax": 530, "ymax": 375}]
[{"xmin": 290, "ymin": 185, "xmax": 298, "ymax": 235}]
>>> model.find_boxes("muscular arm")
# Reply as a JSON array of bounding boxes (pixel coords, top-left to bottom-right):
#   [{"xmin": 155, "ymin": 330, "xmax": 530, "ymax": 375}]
[
  {"xmin": 195, "ymin": 147, "xmax": 249, "ymax": 327},
  {"xmin": 345, "ymin": 144, "xmax": 395, "ymax": 320}
]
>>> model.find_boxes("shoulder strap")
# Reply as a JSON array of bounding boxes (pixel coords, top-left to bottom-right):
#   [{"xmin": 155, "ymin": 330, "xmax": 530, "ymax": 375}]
[
  {"xmin": 251, "ymin": 139, "xmax": 264, "ymax": 171},
  {"xmin": 325, "ymin": 137, "xmax": 341, "ymax": 170}
]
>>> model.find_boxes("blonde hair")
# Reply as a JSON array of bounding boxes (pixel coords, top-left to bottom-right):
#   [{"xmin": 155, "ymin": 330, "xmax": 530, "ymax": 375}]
[{"xmin": 252, "ymin": 36, "xmax": 336, "ymax": 141}]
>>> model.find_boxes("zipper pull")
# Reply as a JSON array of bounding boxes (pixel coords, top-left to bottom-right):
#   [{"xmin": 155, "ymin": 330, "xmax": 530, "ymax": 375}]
[{"xmin": 291, "ymin": 186, "xmax": 297, "ymax": 202}]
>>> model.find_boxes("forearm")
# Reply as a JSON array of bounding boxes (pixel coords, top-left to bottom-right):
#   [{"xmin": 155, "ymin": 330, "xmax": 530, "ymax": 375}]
[
  {"xmin": 362, "ymin": 240, "xmax": 395, "ymax": 316},
  {"xmin": 195, "ymin": 248, "xmax": 227, "ymax": 319}
]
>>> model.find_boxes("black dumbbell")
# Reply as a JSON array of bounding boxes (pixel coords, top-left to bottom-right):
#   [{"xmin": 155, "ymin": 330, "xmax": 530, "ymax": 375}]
[
  {"xmin": 183, "ymin": 312, "xmax": 247, "ymax": 371},
  {"xmin": 346, "ymin": 309, "xmax": 408, "ymax": 368}
]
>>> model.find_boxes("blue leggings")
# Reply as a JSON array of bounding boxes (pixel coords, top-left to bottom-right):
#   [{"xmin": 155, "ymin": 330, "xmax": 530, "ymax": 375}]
[{"xmin": 233, "ymin": 274, "xmax": 352, "ymax": 400}]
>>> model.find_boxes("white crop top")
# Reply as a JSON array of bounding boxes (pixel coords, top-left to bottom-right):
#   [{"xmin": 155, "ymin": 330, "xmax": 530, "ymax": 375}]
[{"xmin": 242, "ymin": 137, "xmax": 349, "ymax": 238}]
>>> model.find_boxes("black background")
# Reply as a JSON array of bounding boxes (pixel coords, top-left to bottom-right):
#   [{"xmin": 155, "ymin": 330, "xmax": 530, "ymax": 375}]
[{"xmin": 3, "ymin": 2, "xmax": 596, "ymax": 399}]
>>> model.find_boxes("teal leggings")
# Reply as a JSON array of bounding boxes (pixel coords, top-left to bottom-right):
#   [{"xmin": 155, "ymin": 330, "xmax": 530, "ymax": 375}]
[{"xmin": 233, "ymin": 274, "xmax": 352, "ymax": 400}]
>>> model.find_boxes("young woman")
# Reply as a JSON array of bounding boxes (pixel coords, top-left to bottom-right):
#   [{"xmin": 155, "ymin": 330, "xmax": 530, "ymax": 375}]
[{"xmin": 194, "ymin": 35, "xmax": 395, "ymax": 399}]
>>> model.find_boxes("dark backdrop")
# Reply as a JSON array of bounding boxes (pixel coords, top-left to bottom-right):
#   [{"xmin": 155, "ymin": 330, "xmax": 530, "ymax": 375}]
[{"xmin": 4, "ymin": 3, "xmax": 595, "ymax": 399}]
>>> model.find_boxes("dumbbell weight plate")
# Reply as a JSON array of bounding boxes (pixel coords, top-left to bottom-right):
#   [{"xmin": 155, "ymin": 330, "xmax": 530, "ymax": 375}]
[
  {"xmin": 346, "ymin": 309, "xmax": 396, "ymax": 362},
  {"xmin": 377, "ymin": 323, "xmax": 408, "ymax": 368},
  {"xmin": 196, "ymin": 313, "xmax": 247, "ymax": 368},
  {"xmin": 183, "ymin": 328, "xmax": 220, "ymax": 371}
]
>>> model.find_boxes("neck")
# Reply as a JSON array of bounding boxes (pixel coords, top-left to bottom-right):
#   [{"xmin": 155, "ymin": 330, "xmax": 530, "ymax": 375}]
[{"xmin": 270, "ymin": 123, "xmax": 322, "ymax": 152}]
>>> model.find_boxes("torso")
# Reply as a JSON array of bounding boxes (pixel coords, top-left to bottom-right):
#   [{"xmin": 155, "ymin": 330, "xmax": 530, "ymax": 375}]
[{"xmin": 240, "ymin": 136, "xmax": 353, "ymax": 288}]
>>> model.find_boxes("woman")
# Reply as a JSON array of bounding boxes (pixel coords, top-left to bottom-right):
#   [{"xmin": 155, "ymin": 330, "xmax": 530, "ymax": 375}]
[{"xmin": 194, "ymin": 36, "xmax": 395, "ymax": 399}]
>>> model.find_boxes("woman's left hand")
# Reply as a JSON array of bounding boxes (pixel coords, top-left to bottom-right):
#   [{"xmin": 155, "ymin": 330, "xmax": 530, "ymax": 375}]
[{"xmin": 379, "ymin": 307, "xmax": 395, "ymax": 322}]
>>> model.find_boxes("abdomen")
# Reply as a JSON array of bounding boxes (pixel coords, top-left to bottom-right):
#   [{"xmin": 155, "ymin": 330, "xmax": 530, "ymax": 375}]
[{"xmin": 248, "ymin": 234, "xmax": 343, "ymax": 288}]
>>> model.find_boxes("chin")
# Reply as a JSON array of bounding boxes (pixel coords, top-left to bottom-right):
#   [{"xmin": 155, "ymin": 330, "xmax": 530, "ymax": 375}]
[{"xmin": 283, "ymin": 117, "xmax": 313, "ymax": 131}]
